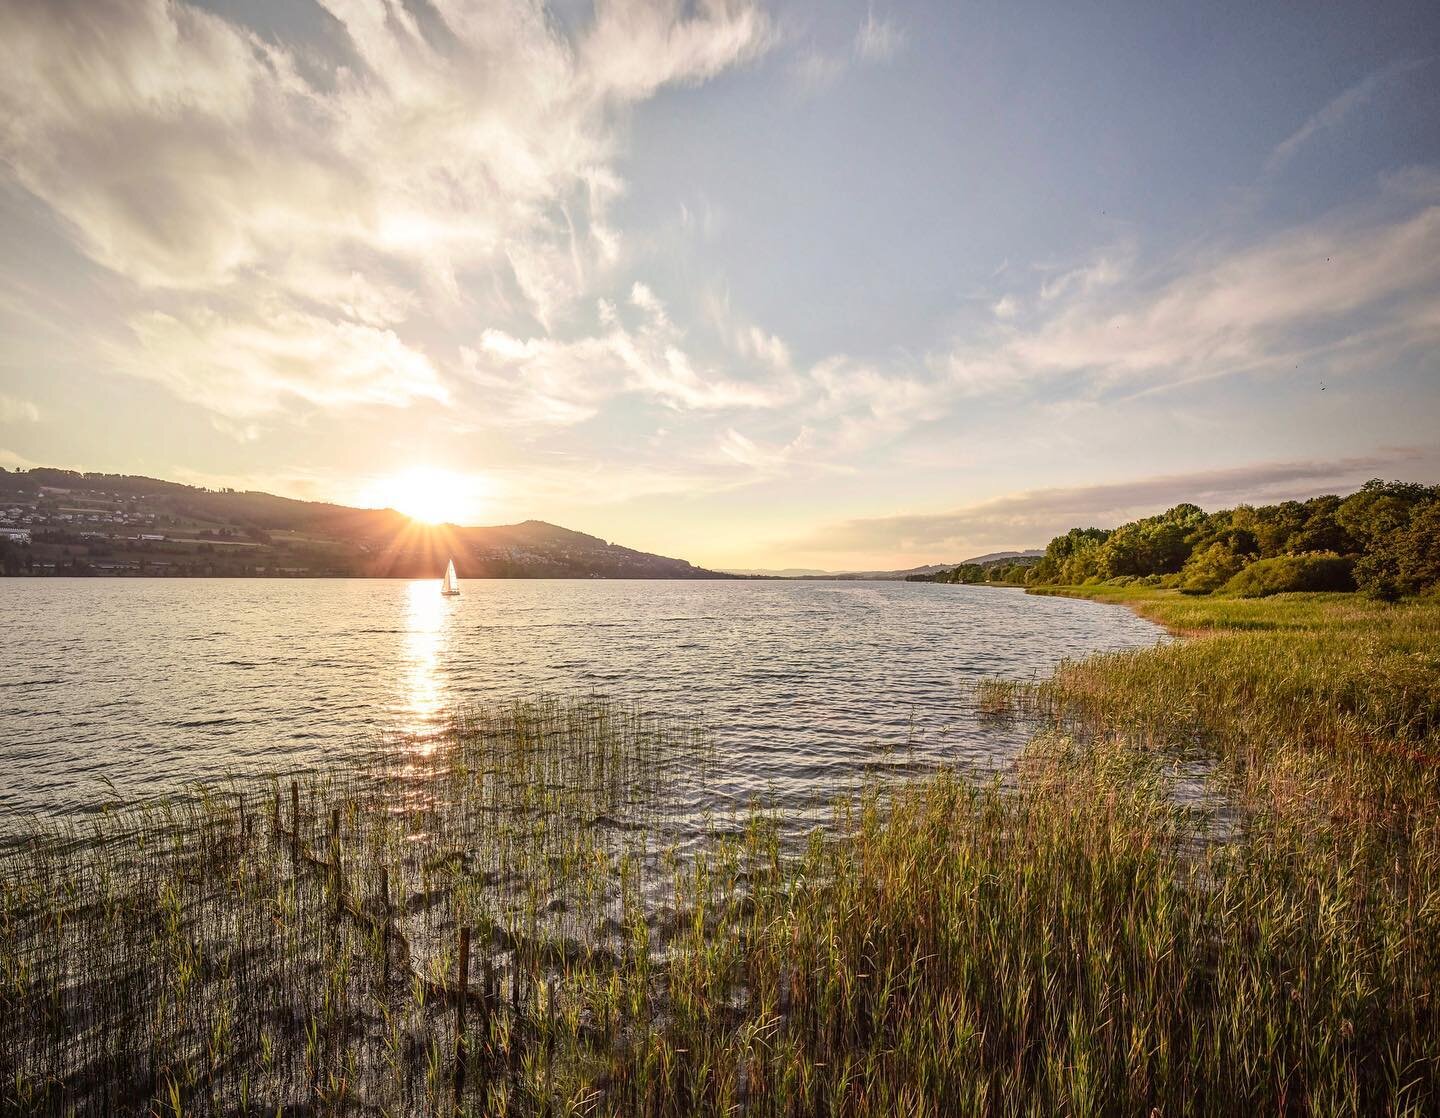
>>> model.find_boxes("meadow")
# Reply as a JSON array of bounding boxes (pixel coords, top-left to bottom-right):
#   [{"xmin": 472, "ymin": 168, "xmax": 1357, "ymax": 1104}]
[{"xmin": 3, "ymin": 589, "xmax": 1438, "ymax": 1115}]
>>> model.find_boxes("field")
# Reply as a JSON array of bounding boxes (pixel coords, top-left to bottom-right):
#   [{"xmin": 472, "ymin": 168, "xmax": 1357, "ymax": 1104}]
[{"xmin": 3, "ymin": 590, "xmax": 1438, "ymax": 1115}]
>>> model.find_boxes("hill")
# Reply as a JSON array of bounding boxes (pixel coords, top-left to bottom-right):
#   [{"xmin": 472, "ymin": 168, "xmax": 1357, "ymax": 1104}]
[
  {"xmin": 752, "ymin": 550, "xmax": 1045, "ymax": 581},
  {"xmin": 0, "ymin": 467, "xmax": 732, "ymax": 579}
]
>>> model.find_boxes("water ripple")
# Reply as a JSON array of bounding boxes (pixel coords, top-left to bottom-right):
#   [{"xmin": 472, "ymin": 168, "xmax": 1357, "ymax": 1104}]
[{"xmin": 0, "ymin": 579, "xmax": 1164, "ymax": 820}]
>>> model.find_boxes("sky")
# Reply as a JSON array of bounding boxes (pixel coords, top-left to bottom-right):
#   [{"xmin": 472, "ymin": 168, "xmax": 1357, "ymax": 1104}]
[{"xmin": 0, "ymin": 0, "xmax": 1438, "ymax": 571}]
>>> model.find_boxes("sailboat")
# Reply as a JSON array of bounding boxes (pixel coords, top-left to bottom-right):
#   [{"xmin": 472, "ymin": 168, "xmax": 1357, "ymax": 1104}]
[{"xmin": 440, "ymin": 557, "xmax": 460, "ymax": 597}]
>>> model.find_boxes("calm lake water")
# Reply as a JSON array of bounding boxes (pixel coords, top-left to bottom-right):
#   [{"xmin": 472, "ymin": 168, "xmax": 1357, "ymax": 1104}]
[{"xmin": 0, "ymin": 579, "xmax": 1163, "ymax": 820}]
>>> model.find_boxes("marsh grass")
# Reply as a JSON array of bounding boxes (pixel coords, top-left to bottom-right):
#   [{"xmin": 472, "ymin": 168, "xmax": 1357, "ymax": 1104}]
[
  {"xmin": 974, "ymin": 678, "xmax": 1023, "ymax": 719},
  {"xmin": 4, "ymin": 594, "xmax": 1439, "ymax": 1115}
]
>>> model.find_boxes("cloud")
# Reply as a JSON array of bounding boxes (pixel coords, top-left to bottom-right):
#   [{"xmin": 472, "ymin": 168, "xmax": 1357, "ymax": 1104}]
[
  {"xmin": 468, "ymin": 282, "xmax": 791, "ymax": 426},
  {"xmin": 701, "ymin": 288, "xmax": 793, "ymax": 373},
  {"xmin": 0, "ymin": 395, "xmax": 41, "ymax": 424},
  {"xmin": 788, "ymin": 6, "xmax": 903, "ymax": 95},
  {"xmin": 792, "ymin": 451, "xmax": 1438, "ymax": 556},
  {"xmin": 0, "ymin": 448, "xmax": 45, "ymax": 470},
  {"xmin": 854, "ymin": 8, "xmax": 905, "ymax": 64},
  {"xmin": 581, "ymin": 0, "xmax": 777, "ymax": 101},
  {"xmin": 938, "ymin": 184, "xmax": 1440, "ymax": 400},
  {"xmin": 1015, "ymin": 204, "xmax": 1439, "ymax": 387},
  {"xmin": 789, "ymin": 49, "xmax": 847, "ymax": 92},
  {"xmin": 1037, "ymin": 250, "xmax": 1131, "ymax": 303},
  {"xmin": 990, "ymin": 295, "xmax": 1018, "ymax": 320},
  {"xmin": 122, "ymin": 305, "xmax": 448, "ymax": 417},
  {"xmin": 0, "ymin": 0, "xmax": 775, "ymax": 414},
  {"xmin": 1265, "ymin": 59, "xmax": 1430, "ymax": 177}
]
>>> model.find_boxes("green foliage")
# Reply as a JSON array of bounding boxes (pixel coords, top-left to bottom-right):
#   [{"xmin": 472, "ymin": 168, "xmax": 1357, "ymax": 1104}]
[
  {"xmin": 921, "ymin": 557, "xmax": 1038, "ymax": 585},
  {"xmin": 1036, "ymin": 526, "xmax": 1110, "ymax": 584},
  {"xmin": 1346, "ymin": 483, "xmax": 1440, "ymax": 600},
  {"xmin": 1222, "ymin": 552, "xmax": 1355, "ymax": 597},
  {"xmin": 947, "ymin": 563, "xmax": 986, "ymax": 584},
  {"xmin": 1030, "ymin": 480, "xmax": 1440, "ymax": 600},
  {"xmin": 1178, "ymin": 541, "xmax": 1248, "ymax": 593},
  {"xmin": 1095, "ymin": 504, "xmax": 1204, "ymax": 579}
]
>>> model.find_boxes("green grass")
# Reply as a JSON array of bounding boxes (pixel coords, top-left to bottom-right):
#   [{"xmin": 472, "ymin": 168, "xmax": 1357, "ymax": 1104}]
[{"xmin": 3, "ymin": 595, "xmax": 1439, "ymax": 1115}]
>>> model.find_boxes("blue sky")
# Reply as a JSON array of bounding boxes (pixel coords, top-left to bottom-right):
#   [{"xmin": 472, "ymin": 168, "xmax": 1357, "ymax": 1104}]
[{"xmin": 0, "ymin": 0, "xmax": 1437, "ymax": 569}]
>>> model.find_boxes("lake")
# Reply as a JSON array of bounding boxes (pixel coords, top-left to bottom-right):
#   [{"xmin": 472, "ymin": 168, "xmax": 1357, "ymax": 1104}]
[{"xmin": 0, "ymin": 578, "xmax": 1164, "ymax": 820}]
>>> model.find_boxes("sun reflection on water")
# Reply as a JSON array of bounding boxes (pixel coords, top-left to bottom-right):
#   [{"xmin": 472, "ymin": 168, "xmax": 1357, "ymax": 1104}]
[{"xmin": 401, "ymin": 578, "xmax": 451, "ymax": 750}]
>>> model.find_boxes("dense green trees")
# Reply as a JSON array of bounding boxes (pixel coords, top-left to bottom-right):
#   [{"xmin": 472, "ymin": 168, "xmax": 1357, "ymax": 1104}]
[
  {"xmin": 1019, "ymin": 479, "xmax": 1440, "ymax": 599},
  {"xmin": 1029, "ymin": 527, "xmax": 1111, "ymax": 584},
  {"xmin": 1340, "ymin": 481, "xmax": 1440, "ymax": 599},
  {"xmin": 922, "ymin": 558, "xmax": 1038, "ymax": 585}
]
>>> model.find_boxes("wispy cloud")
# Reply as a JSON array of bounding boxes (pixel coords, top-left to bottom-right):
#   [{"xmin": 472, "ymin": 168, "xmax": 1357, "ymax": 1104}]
[
  {"xmin": 788, "ymin": 5, "xmax": 903, "ymax": 95},
  {"xmin": 121, "ymin": 305, "xmax": 449, "ymax": 418},
  {"xmin": 0, "ymin": 0, "xmax": 775, "ymax": 415},
  {"xmin": 791, "ymin": 451, "xmax": 1437, "ymax": 557},
  {"xmin": 788, "ymin": 48, "xmax": 847, "ymax": 93},
  {"xmin": 854, "ymin": 8, "xmax": 905, "ymax": 64},
  {"xmin": 938, "ymin": 182, "xmax": 1440, "ymax": 399},
  {"xmin": 582, "ymin": 176, "xmax": 1440, "ymax": 511},
  {"xmin": 469, "ymin": 281, "xmax": 793, "ymax": 427},
  {"xmin": 0, "ymin": 395, "xmax": 41, "ymax": 424},
  {"xmin": 1265, "ymin": 59, "xmax": 1430, "ymax": 177}
]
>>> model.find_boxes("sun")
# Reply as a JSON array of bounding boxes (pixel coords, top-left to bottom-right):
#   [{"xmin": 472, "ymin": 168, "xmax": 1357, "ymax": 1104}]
[{"xmin": 360, "ymin": 467, "xmax": 493, "ymax": 526}]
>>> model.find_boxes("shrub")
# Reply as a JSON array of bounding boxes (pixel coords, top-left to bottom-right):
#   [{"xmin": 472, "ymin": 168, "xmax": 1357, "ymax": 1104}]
[
  {"xmin": 1180, "ymin": 541, "xmax": 1249, "ymax": 594},
  {"xmin": 1223, "ymin": 552, "xmax": 1355, "ymax": 597}
]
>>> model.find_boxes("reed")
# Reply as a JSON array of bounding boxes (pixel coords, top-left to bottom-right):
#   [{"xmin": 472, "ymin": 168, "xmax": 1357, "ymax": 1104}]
[{"xmin": 2, "ymin": 594, "xmax": 1437, "ymax": 1115}]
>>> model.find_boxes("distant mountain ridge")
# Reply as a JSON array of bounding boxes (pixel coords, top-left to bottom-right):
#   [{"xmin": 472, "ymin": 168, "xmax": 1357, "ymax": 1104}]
[
  {"xmin": 728, "ymin": 550, "xmax": 1044, "ymax": 580},
  {"xmin": 0, "ymin": 467, "xmax": 733, "ymax": 579}
]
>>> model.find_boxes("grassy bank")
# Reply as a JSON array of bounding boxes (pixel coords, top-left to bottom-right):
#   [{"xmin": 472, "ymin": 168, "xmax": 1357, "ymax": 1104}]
[{"xmin": 4, "ymin": 593, "xmax": 1439, "ymax": 1115}]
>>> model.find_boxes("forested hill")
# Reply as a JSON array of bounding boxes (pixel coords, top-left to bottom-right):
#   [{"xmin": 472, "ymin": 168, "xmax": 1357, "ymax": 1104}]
[
  {"xmin": 916, "ymin": 479, "xmax": 1440, "ymax": 599},
  {"xmin": 0, "ymin": 468, "xmax": 732, "ymax": 579}
]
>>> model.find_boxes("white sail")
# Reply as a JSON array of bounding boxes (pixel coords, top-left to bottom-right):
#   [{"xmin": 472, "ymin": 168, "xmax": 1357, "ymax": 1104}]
[{"xmin": 441, "ymin": 558, "xmax": 460, "ymax": 596}]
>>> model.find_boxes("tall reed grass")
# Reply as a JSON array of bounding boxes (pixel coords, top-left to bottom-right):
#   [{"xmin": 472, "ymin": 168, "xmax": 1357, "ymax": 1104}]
[{"xmin": 3, "ymin": 592, "xmax": 1437, "ymax": 1115}]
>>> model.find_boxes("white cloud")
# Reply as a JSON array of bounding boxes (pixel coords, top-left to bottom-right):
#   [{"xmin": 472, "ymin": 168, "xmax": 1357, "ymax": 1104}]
[
  {"xmin": 701, "ymin": 289, "xmax": 793, "ymax": 373},
  {"xmin": 1037, "ymin": 251, "xmax": 1131, "ymax": 303},
  {"xmin": 789, "ymin": 49, "xmax": 847, "ymax": 92},
  {"xmin": 0, "ymin": 395, "xmax": 41, "ymax": 424},
  {"xmin": 0, "ymin": 448, "xmax": 44, "ymax": 470},
  {"xmin": 0, "ymin": 0, "xmax": 775, "ymax": 415},
  {"xmin": 854, "ymin": 9, "xmax": 905, "ymax": 64},
  {"xmin": 581, "ymin": 0, "xmax": 777, "ymax": 101},
  {"xmin": 787, "ymin": 6, "xmax": 903, "ymax": 96},
  {"xmin": 1008, "ymin": 201, "xmax": 1440, "ymax": 387},
  {"xmin": 123, "ymin": 305, "xmax": 448, "ymax": 417},
  {"xmin": 932, "ymin": 186, "xmax": 1440, "ymax": 402},
  {"xmin": 469, "ymin": 283, "xmax": 790, "ymax": 426},
  {"xmin": 791, "ymin": 451, "xmax": 1438, "ymax": 556},
  {"xmin": 470, "ymin": 181, "xmax": 1440, "ymax": 502},
  {"xmin": 1265, "ymin": 59, "xmax": 1429, "ymax": 177}
]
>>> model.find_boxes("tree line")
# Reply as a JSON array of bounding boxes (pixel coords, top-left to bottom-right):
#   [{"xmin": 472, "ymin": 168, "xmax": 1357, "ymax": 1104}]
[{"xmin": 919, "ymin": 479, "xmax": 1440, "ymax": 599}]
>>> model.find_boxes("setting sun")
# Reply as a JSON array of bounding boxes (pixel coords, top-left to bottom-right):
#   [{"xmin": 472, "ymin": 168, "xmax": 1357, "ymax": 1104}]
[{"xmin": 358, "ymin": 467, "xmax": 494, "ymax": 526}]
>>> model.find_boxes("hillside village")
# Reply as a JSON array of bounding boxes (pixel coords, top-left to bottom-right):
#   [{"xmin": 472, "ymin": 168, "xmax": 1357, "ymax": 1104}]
[{"xmin": 0, "ymin": 468, "xmax": 726, "ymax": 580}]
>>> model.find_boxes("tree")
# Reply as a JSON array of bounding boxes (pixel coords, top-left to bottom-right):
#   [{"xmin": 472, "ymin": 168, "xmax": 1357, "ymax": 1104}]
[
  {"xmin": 1179, "ymin": 541, "xmax": 1248, "ymax": 593},
  {"xmin": 1394, "ymin": 501, "xmax": 1440, "ymax": 596},
  {"xmin": 1340, "ymin": 481, "xmax": 1440, "ymax": 599},
  {"xmin": 1337, "ymin": 480, "xmax": 1436, "ymax": 548}
]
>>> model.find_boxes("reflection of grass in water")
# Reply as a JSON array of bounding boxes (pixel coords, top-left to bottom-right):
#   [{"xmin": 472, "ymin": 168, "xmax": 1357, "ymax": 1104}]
[{"xmin": 4, "ymin": 592, "xmax": 1440, "ymax": 1115}]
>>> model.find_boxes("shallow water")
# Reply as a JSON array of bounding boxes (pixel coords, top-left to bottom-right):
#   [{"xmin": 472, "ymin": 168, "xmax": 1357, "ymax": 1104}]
[{"xmin": 0, "ymin": 578, "xmax": 1163, "ymax": 819}]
